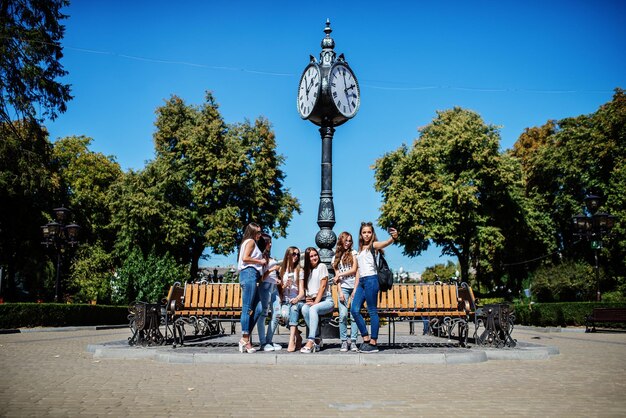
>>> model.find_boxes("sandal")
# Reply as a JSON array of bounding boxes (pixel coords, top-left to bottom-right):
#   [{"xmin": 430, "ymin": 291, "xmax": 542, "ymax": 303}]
[
  {"xmin": 300, "ymin": 343, "xmax": 317, "ymax": 354},
  {"xmin": 238, "ymin": 339, "xmax": 256, "ymax": 354}
]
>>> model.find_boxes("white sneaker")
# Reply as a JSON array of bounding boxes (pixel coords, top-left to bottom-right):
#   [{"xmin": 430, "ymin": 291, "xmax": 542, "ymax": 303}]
[
  {"xmin": 262, "ymin": 344, "xmax": 275, "ymax": 352},
  {"xmin": 271, "ymin": 343, "xmax": 282, "ymax": 351}
]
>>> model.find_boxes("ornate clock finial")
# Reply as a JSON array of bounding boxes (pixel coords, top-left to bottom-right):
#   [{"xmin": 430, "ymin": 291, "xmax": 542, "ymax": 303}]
[{"xmin": 320, "ymin": 19, "xmax": 335, "ymax": 65}]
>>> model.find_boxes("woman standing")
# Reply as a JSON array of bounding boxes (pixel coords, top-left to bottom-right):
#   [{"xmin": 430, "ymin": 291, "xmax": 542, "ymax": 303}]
[
  {"xmin": 254, "ymin": 233, "xmax": 282, "ymax": 351},
  {"xmin": 236, "ymin": 223, "xmax": 267, "ymax": 353},
  {"xmin": 300, "ymin": 247, "xmax": 335, "ymax": 353},
  {"xmin": 350, "ymin": 222, "xmax": 398, "ymax": 353},
  {"xmin": 332, "ymin": 232, "xmax": 359, "ymax": 352},
  {"xmin": 278, "ymin": 246, "xmax": 305, "ymax": 352}
]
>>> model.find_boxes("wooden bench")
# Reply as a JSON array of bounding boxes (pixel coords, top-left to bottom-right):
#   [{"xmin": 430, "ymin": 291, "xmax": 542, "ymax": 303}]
[
  {"xmin": 165, "ymin": 281, "xmax": 477, "ymax": 347},
  {"xmin": 585, "ymin": 307, "xmax": 626, "ymax": 332},
  {"xmin": 327, "ymin": 282, "xmax": 476, "ymax": 346},
  {"xmin": 166, "ymin": 281, "xmax": 242, "ymax": 346}
]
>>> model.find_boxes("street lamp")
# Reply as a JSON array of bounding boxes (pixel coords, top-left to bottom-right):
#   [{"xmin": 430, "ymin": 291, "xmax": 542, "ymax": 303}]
[
  {"xmin": 572, "ymin": 195, "xmax": 615, "ymax": 301},
  {"xmin": 296, "ymin": 20, "xmax": 361, "ymax": 270},
  {"xmin": 41, "ymin": 207, "xmax": 80, "ymax": 302}
]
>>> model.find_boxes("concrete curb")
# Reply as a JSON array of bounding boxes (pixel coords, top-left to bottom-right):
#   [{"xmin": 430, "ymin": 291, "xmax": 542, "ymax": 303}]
[{"xmin": 87, "ymin": 341, "xmax": 557, "ymax": 365}]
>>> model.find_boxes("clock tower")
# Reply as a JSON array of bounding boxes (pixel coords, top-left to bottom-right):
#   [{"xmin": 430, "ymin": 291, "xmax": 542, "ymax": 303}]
[{"xmin": 297, "ymin": 19, "xmax": 360, "ymax": 269}]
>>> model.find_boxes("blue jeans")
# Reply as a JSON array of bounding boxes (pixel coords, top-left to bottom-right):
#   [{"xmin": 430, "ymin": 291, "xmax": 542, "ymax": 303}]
[
  {"xmin": 239, "ymin": 267, "xmax": 261, "ymax": 336},
  {"xmin": 255, "ymin": 282, "xmax": 280, "ymax": 345},
  {"xmin": 338, "ymin": 287, "xmax": 359, "ymax": 341},
  {"xmin": 301, "ymin": 297, "xmax": 335, "ymax": 340},
  {"xmin": 288, "ymin": 301, "xmax": 304, "ymax": 326},
  {"xmin": 350, "ymin": 274, "xmax": 379, "ymax": 340}
]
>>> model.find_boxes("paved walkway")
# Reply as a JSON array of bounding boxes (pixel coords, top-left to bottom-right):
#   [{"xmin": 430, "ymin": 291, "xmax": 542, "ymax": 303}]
[{"xmin": 1, "ymin": 324, "xmax": 625, "ymax": 417}]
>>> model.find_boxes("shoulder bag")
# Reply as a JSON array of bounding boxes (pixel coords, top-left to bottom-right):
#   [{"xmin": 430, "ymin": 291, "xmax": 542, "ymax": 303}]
[{"xmin": 370, "ymin": 246, "xmax": 393, "ymax": 292}]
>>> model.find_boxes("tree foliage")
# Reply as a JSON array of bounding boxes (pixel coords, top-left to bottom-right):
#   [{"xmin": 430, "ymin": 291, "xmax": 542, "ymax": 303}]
[
  {"xmin": 0, "ymin": 0, "xmax": 72, "ymax": 124},
  {"xmin": 111, "ymin": 92, "xmax": 300, "ymax": 279},
  {"xmin": 514, "ymin": 88, "xmax": 626, "ymax": 282},
  {"xmin": 0, "ymin": 120, "xmax": 53, "ymax": 299},
  {"xmin": 421, "ymin": 261, "xmax": 458, "ymax": 283},
  {"xmin": 68, "ymin": 243, "xmax": 114, "ymax": 304},
  {"xmin": 374, "ymin": 107, "xmax": 547, "ymax": 290},
  {"xmin": 111, "ymin": 247, "xmax": 188, "ymax": 304},
  {"xmin": 51, "ymin": 135, "xmax": 122, "ymax": 249},
  {"xmin": 531, "ymin": 260, "xmax": 596, "ymax": 302}
]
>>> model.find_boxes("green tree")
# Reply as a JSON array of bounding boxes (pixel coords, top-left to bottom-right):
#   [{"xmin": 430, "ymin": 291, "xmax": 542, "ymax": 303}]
[
  {"xmin": 517, "ymin": 89, "xmax": 626, "ymax": 286},
  {"xmin": 531, "ymin": 260, "xmax": 595, "ymax": 302},
  {"xmin": 68, "ymin": 243, "xmax": 114, "ymax": 304},
  {"xmin": 0, "ymin": 120, "xmax": 53, "ymax": 300},
  {"xmin": 112, "ymin": 92, "xmax": 300, "ymax": 279},
  {"xmin": 421, "ymin": 261, "xmax": 458, "ymax": 283},
  {"xmin": 111, "ymin": 247, "xmax": 188, "ymax": 304},
  {"xmin": 49, "ymin": 136, "xmax": 122, "ymax": 302},
  {"xmin": 52, "ymin": 135, "xmax": 123, "ymax": 248},
  {"xmin": 0, "ymin": 0, "xmax": 72, "ymax": 124},
  {"xmin": 374, "ymin": 107, "xmax": 547, "ymax": 292}
]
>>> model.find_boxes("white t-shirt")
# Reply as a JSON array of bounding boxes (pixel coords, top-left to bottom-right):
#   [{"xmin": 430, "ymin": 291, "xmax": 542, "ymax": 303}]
[
  {"xmin": 332, "ymin": 250, "xmax": 357, "ymax": 289},
  {"xmin": 281, "ymin": 269, "xmax": 303, "ymax": 301},
  {"xmin": 237, "ymin": 239, "xmax": 263, "ymax": 274},
  {"xmin": 356, "ymin": 248, "xmax": 377, "ymax": 278},
  {"xmin": 306, "ymin": 263, "xmax": 330, "ymax": 299},
  {"xmin": 263, "ymin": 258, "xmax": 279, "ymax": 285}
]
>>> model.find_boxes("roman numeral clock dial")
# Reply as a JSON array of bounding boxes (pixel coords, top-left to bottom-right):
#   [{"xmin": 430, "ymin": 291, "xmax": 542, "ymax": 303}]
[
  {"xmin": 330, "ymin": 63, "xmax": 360, "ymax": 118},
  {"xmin": 297, "ymin": 64, "xmax": 321, "ymax": 119}
]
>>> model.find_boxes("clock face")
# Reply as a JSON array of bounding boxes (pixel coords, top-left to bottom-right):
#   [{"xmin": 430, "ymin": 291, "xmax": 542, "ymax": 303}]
[
  {"xmin": 330, "ymin": 64, "xmax": 360, "ymax": 118},
  {"xmin": 297, "ymin": 64, "xmax": 321, "ymax": 119}
]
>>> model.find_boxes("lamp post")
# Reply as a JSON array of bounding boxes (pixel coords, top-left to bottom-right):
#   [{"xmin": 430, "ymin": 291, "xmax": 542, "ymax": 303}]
[
  {"xmin": 296, "ymin": 19, "xmax": 361, "ymax": 269},
  {"xmin": 41, "ymin": 207, "xmax": 80, "ymax": 302},
  {"xmin": 572, "ymin": 195, "xmax": 615, "ymax": 301}
]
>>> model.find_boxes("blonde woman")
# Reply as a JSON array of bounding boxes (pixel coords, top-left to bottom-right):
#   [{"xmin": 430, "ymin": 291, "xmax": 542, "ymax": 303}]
[
  {"xmin": 278, "ymin": 246, "xmax": 305, "ymax": 352},
  {"xmin": 350, "ymin": 222, "xmax": 398, "ymax": 353},
  {"xmin": 332, "ymin": 232, "xmax": 359, "ymax": 352},
  {"xmin": 255, "ymin": 233, "xmax": 282, "ymax": 351},
  {"xmin": 236, "ymin": 223, "xmax": 267, "ymax": 353}
]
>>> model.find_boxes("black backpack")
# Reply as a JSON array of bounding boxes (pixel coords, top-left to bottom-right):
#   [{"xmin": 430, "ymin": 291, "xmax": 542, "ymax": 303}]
[{"xmin": 370, "ymin": 247, "xmax": 393, "ymax": 292}]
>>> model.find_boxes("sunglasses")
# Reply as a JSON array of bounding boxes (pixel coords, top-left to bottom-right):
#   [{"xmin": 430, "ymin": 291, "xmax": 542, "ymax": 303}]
[
  {"xmin": 361, "ymin": 222, "xmax": 373, "ymax": 226},
  {"xmin": 292, "ymin": 252, "xmax": 300, "ymax": 257}
]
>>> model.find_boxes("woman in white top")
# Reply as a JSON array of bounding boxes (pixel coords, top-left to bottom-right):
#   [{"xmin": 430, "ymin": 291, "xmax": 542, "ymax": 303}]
[
  {"xmin": 332, "ymin": 232, "xmax": 359, "ymax": 352},
  {"xmin": 300, "ymin": 247, "xmax": 335, "ymax": 353},
  {"xmin": 236, "ymin": 222, "xmax": 267, "ymax": 354},
  {"xmin": 350, "ymin": 222, "xmax": 398, "ymax": 353},
  {"xmin": 277, "ymin": 246, "xmax": 305, "ymax": 352},
  {"xmin": 254, "ymin": 233, "xmax": 282, "ymax": 351}
]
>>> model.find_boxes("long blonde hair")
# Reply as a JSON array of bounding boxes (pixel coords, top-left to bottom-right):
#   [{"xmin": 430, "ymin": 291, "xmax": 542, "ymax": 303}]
[{"xmin": 333, "ymin": 232, "xmax": 354, "ymax": 270}]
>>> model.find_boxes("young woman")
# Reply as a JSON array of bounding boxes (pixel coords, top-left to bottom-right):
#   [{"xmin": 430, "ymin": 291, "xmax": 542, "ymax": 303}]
[
  {"xmin": 236, "ymin": 222, "xmax": 267, "ymax": 353},
  {"xmin": 332, "ymin": 232, "xmax": 359, "ymax": 352},
  {"xmin": 350, "ymin": 222, "xmax": 398, "ymax": 353},
  {"xmin": 300, "ymin": 247, "xmax": 335, "ymax": 353},
  {"xmin": 254, "ymin": 233, "xmax": 282, "ymax": 351},
  {"xmin": 278, "ymin": 246, "xmax": 305, "ymax": 352}
]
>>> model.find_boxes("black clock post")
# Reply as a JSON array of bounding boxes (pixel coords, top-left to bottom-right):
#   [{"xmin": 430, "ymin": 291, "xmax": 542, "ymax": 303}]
[{"xmin": 296, "ymin": 20, "xmax": 361, "ymax": 271}]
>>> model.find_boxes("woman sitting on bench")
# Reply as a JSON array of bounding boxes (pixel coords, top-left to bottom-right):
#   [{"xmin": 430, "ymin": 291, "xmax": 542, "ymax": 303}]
[
  {"xmin": 300, "ymin": 247, "xmax": 334, "ymax": 353},
  {"xmin": 278, "ymin": 246, "xmax": 305, "ymax": 352}
]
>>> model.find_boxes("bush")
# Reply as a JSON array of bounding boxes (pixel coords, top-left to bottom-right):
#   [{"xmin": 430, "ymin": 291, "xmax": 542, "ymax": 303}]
[
  {"xmin": 531, "ymin": 260, "xmax": 596, "ymax": 302},
  {"xmin": 0, "ymin": 303, "xmax": 128, "ymax": 328},
  {"xmin": 513, "ymin": 302, "xmax": 626, "ymax": 327},
  {"xmin": 111, "ymin": 247, "xmax": 188, "ymax": 304}
]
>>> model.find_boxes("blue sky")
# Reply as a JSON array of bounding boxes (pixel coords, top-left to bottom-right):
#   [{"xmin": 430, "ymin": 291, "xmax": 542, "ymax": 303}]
[{"xmin": 46, "ymin": 1, "xmax": 626, "ymax": 273}]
